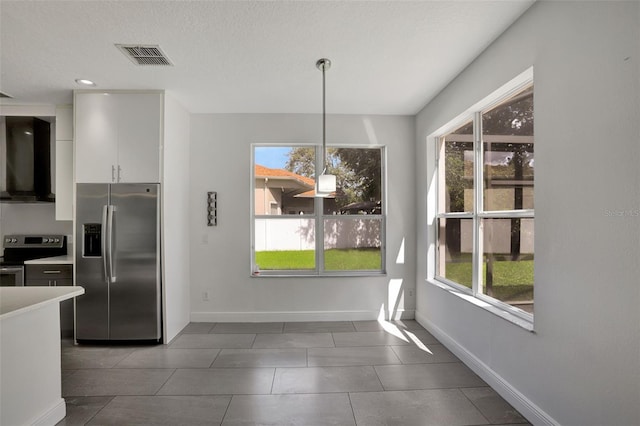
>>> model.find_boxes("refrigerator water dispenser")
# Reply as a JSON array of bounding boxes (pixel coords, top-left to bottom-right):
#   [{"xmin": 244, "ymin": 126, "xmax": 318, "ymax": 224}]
[{"xmin": 83, "ymin": 224, "xmax": 102, "ymax": 257}]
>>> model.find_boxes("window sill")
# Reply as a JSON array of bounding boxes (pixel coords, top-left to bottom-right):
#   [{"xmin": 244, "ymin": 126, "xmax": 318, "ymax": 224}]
[
  {"xmin": 426, "ymin": 279, "xmax": 535, "ymax": 332},
  {"xmin": 252, "ymin": 271, "xmax": 387, "ymax": 278}
]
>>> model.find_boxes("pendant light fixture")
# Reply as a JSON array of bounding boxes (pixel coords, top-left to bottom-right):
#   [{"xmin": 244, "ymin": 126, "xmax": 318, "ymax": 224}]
[{"xmin": 315, "ymin": 58, "xmax": 336, "ymax": 197}]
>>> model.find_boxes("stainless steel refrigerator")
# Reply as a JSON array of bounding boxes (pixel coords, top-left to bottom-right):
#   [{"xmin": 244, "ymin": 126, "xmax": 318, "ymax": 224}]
[{"xmin": 75, "ymin": 183, "xmax": 161, "ymax": 342}]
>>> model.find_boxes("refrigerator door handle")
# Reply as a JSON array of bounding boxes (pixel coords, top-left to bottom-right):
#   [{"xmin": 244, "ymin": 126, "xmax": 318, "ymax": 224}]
[
  {"xmin": 107, "ymin": 205, "xmax": 117, "ymax": 283},
  {"xmin": 102, "ymin": 205, "xmax": 109, "ymax": 284}
]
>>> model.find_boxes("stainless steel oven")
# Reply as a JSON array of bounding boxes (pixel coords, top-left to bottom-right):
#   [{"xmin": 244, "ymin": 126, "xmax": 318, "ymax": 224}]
[
  {"xmin": 0, "ymin": 265, "xmax": 24, "ymax": 286},
  {"xmin": 1, "ymin": 234, "xmax": 66, "ymax": 287}
]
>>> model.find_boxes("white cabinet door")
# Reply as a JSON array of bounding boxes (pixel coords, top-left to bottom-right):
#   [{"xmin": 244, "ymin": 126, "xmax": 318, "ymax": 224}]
[
  {"xmin": 75, "ymin": 92, "xmax": 162, "ymax": 184},
  {"xmin": 75, "ymin": 93, "xmax": 118, "ymax": 183},
  {"xmin": 116, "ymin": 93, "xmax": 162, "ymax": 183}
]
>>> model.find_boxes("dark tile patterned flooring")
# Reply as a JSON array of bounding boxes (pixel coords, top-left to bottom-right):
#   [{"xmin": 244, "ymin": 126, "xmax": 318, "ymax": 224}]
[{"xmin": 57, "ymin": 320, "xmax": 530, "ymax": 425}]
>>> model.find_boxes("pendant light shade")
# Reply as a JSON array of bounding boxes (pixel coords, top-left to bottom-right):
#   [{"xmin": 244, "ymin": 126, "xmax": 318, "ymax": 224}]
[
  {"xmin": 315, "ymin": 58, "xmax": 336, "ymax": 197},
  {"xmin": 317, "ymin": 174, "xmax": 336, "ymax": 193}
]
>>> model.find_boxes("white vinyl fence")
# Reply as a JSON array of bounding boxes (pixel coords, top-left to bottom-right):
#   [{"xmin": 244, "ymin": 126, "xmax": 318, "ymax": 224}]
[{"xmin": 255, "ymin": 218, "xmax": 382, "ymax": 251}]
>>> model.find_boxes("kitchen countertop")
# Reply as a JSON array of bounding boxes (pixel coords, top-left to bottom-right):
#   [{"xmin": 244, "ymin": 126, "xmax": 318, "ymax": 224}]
[
  {"xmin": 0, "ymin": 286, "xmax": 84, "ymax": 320},
  {"xmin": 24, "ymin": 254, "xmax": 74, "ymax": 265}
]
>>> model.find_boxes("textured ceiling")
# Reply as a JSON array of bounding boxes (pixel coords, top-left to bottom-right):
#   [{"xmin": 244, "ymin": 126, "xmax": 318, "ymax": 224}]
[{"xmin": 0, "ymin": 1, "xmax": 534, "ymax": 114}]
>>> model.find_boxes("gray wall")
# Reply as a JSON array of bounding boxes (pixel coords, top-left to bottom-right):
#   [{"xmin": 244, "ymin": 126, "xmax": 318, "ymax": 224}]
[
  {"xmin": 189, "ymin": 113, "xmax": 416, "ymax": 321},
  {"xmin": 415, "ymin": 2, "xmax": 639, "ymax": 425}
]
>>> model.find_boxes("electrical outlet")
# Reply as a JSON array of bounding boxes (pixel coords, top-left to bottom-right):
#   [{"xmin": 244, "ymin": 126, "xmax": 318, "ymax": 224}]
[
  {"xmin": 202, "ymin": 291, "xmax": 209, "ymax": 301},
  {"xmin": 408, "ymin": 290, "xmax": 414, "ymax": 297}
]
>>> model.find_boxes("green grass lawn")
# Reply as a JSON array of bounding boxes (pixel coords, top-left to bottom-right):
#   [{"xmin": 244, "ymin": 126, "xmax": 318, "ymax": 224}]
[
  {"xmin": 443, "ymin": 258, "xmax": 534, "ymax": 302},
  {"xmin": 256, "ymin": 248, "xmax": 381, "ymax": 271}
]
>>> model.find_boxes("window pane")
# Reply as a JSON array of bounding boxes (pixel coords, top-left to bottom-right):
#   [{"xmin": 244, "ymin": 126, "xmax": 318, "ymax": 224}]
[
  {"xmin": 436, "ymin": 217, "xmax": 473, "ymax": 289},
  {"xmin": 440, "ymin": 122, "xmax": 474, "ymax": 213},
  {"xmin": 254, "ymin": 218, "xmax": 315, "ymax": 270},
  {"xmin": 481, "ymin": 218, "xmax": 534, "ymax": 313},
  {"xmin": 482, "ymin": 86, "xmax": 534, "ymax": 212},
  {"xmin": 254, "ymin": 146, "xmax": 316, "ymax": 215},
  {"xmin": 324, "ymin": 218, "xmax": 382, "ymax": 271},
  {"xmin": 326, "ymin": 148, "xmax": 382, "ymax": 215}
]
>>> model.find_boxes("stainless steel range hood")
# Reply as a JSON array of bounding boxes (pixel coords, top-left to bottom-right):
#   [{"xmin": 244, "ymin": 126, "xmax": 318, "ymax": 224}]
[{"xmin": 0, "ymin": 116, "xmax": 54, "ymax": 203}]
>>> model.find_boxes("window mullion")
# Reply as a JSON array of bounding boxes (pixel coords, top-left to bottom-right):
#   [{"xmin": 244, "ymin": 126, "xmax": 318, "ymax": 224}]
[
  {"xmin": 472, "ymin": 111, "xmax": 483, "ymax": 297},
  {"xmin": 435, "ymin": 137, "xmax": 443, "ymax": 281},
  {"xmin": 315, "ymin": 145, "xmax": 324, "ymax": 275}
]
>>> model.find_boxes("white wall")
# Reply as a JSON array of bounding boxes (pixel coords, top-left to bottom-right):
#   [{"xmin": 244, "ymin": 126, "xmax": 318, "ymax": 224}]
[
  {"xmin": 415, "ymin": 2, "xmax": 639, "ymax": 426},
  {"xmin": 190, "ymin": 114, "xmax": 415, "ymax": 321},
  {"xmin": 161, "ymin": 93, "xmax": 191, "ymax": 343}
]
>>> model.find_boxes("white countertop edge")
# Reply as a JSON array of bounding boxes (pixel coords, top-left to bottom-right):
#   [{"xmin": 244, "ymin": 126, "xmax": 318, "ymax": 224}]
[
  {"xmin": 0, "ymin": 287, "xmax": 84, "ymax": 320},
  {"xmin": 24, "ymin": 254, "xmax": 74, "ymax": 265}
]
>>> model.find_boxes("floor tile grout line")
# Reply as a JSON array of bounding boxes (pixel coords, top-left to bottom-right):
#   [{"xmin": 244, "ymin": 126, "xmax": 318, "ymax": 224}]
[
  {"xmin": 208, "ymin": 348, "xmax": 222, "ymax": 368},
  {"xmin": 80, "ymin": 395, "xmax": 116, "ymax": 426},
  {"xmin": 347, "ymin": 392, "xmax": 358, "ymax": 426},
  {"xmin": 457, "ymin": 387, "xmax": 493, "ymax": 425},
  {"xmin": 219, "ymin": 394, "xmax": 234, "ymax": 426},
  {"xmin": 269, "ymin": 367, "xmax": 277, "ymax": 395},
  {"xmin": 388, "ymin": 345, "xmax": 406, "ymax": 365},
  {"xmin": 153, "ymin": 368, "xmax": 178, "ymax": 396},
  {"xmin": 371, "ymin": 364, "xmax": 388, "ymax": 391}
]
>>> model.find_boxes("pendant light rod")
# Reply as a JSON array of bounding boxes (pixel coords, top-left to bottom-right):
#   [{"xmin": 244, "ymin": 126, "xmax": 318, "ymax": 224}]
[
  {"xmin": 316, "ymin": 58, "xmax": 331, "ymax": 173},
  {"xmin": 315, "ymin": 58, "xmax": 336, "ymax": 196}
]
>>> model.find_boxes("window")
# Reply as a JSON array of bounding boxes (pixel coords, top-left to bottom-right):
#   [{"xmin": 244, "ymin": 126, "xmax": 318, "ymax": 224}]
[
  {"xmin": 436, "ymin": 82, "xmax": 534, "ymax": 318},
  {"xmin": 252, "ymin": 145, "xmax": 385, "ymax": 275}
]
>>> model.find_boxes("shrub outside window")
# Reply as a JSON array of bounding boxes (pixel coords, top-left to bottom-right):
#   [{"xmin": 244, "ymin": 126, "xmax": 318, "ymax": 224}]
[
  {"xmin": 436, "ymin": 84, "xmax": 534, "ymax": 317},
  {"xmin": 252, "ymin": 145, "xmax": 385, "ymax": 276}
]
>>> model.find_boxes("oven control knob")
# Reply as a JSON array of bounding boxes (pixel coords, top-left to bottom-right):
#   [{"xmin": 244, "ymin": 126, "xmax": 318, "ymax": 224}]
[
  {"xmin": 11, "ymin": 238, "xmax": 17, "ymax": 243},
  {"xmin": 54, "ymin": 238, "xmax": 60, "ymax": 243},
  {"xmin": 44, "ymin": 238, "xmax": 50, "ymax": 243},
  {"xmin": 4, "ymin": 238, "xmax": 10, "ymax": 243}
]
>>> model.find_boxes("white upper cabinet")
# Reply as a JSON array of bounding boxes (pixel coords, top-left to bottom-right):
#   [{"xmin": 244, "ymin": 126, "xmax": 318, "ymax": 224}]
[
  {"xmin": 55, "ymin": 105, "xmax": 73, "ymax": 220},
  {"xmin": 75, "ymin": 93, "xmax": 118, "ymax": 183},
  {"xmin": 75, "ymin": 92, "xmax": 162, "ymax": 183}
]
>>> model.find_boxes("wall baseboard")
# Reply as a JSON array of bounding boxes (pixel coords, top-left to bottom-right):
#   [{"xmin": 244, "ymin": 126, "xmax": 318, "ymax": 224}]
[
  {"xmin": 191, "ymin": 309, "xmax": 415, "ymax": 323},
  {"xmin": 415, "ymin": 311, "xmax": 559, "ymax": 426},
  {"xmin": 32, "ymin": 398, "xmax": 66, "ymax": 426}
]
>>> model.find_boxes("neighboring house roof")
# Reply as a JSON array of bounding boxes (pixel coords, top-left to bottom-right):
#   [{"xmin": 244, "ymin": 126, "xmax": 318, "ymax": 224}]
[
  {"xmin": 255, "ymin": 164, "xmax": 315, "ymax": 188},
  {"xmin": 255, "ymin": 164, "xmax": 335, "ymax": 198},
  {"xmin": 295, "ymin": 189, "xmax": 336, "ymax": 199}
]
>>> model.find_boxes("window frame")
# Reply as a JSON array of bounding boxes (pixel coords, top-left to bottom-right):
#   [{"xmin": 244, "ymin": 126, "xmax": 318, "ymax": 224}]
[
  {"xmin": 251, "ymin": 143, "xmax": 387, "ymax": 277},
  {"xmin": 430, "ymin": 68, "xmax": 535, "ymax": 328}
]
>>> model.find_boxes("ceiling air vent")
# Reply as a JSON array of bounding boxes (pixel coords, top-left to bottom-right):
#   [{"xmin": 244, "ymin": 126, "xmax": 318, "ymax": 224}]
[{"xmin": 116, "ymin": 44, "xmax": 173, "ymax": 66}]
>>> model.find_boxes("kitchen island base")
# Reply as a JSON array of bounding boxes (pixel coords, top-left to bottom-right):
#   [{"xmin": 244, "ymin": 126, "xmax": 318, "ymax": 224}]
[{"xmin": 0, "ymin": 287, "xmax": 84, "ymax": 426}]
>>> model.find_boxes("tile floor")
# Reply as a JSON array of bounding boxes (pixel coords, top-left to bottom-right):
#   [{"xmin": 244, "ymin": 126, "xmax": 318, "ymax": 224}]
[{"xmin": 57, "ymin": 320, "xmax": 530, "ymax": 425}]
